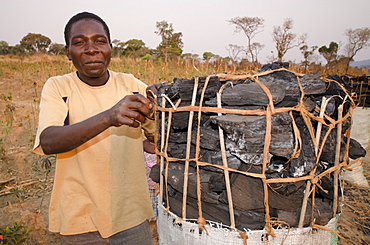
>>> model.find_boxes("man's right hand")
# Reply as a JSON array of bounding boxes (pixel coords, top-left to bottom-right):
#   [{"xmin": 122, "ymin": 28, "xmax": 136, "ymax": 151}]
[{"xmin": 108, "ymin": 94, "xmax": 154, "ymax": 128}]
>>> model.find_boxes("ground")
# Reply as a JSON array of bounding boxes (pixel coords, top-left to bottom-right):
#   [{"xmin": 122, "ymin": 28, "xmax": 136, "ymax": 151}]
[
  {"xmin": 337, "ymin": 154, "xmax": 370, "ymax": 244},
  {"xmin": 0, "ymin": 66, "xmax": 369, "ymax": 244}
]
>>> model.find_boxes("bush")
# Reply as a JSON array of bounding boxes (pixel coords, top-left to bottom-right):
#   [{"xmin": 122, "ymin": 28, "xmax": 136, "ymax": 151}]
[{"xmin": 0, "ymin": 222, "xmax": 33, "ymax": 245}]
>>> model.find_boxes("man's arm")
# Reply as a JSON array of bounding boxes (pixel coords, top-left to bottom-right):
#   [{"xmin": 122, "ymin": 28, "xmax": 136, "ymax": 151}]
[{"xmin": 40, "ymin": 94, "xmax": 153, "ymax": 154}]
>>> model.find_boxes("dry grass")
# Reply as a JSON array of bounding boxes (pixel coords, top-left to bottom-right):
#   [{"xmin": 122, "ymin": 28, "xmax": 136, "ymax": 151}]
[{"xmin": 0, "ymin": 54, "xmax": 369, "ymax": 244}]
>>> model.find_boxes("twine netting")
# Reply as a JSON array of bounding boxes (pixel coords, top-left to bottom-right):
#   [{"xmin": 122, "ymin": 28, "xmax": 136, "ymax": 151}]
[{"xmin": 152, "ymin": 68, "xmax": 355, "ymax": 244}]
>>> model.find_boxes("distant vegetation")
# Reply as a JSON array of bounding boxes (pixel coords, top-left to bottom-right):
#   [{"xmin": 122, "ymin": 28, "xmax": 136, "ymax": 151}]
[
  {"xmin": 0, "ymin": 17, "xmax": 369, "ymax": 77},
  {"xmin": 0, "ymin": 54, "xmax": 367, "ymax": 90}
]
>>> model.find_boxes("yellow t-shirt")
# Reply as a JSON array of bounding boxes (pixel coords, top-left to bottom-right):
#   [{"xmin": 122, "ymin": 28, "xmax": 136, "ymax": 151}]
[{"xmin": 33, "ymin": 71, "xmax": 155, "ymax": 238}]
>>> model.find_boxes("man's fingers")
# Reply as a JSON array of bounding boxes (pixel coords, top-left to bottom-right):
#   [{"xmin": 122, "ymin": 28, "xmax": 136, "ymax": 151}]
[
  {"xmin": 132, "ymin": 94, "xmax": 152, "ymax": 107},
  {"xmin": 112, "ymin": 94, "xmax": 154, "ymax": 127},
  {"xmin": 127, "ymin": 95, "xmax": 153, "ymax": 118},
  {"xmin": 116, "ymin": 116, "xmax": 141, "ymax": 128}
]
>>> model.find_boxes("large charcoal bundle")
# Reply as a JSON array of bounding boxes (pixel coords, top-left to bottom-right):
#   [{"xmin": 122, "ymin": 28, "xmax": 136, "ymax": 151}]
[
  {"xmin": 151, "ymin": 63, "xmax": 366, "ymax": 241},
  {"xmin": 327, "ymin": 74, "xmax": 370, "ymax": 107}
]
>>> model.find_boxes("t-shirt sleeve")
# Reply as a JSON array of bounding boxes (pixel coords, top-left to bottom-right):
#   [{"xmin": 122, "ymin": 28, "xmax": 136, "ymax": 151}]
[{"xmin": 33, "ymin": 78, "xmax": 69, "ymax": 155}]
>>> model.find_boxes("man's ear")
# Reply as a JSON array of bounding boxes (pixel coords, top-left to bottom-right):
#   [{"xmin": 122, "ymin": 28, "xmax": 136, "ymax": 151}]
[{"xmin": 65, "ymin": 46, "xmax": 72, "ymax": 61}]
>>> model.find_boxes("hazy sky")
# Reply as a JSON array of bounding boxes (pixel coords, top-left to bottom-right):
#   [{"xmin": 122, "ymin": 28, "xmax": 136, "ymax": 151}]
[{"xmin": 1, "ymin": 0, "xmax": 369, "ymax": 62}]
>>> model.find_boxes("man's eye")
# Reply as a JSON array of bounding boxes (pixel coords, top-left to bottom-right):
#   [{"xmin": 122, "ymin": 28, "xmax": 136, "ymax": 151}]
[
  {"xmin": 96, "ymin": 39, "xmax": 107, "ymax": 44},
  {"xmin": 73, "ymin": 41, "xmax": 84, "ymax": 45}
]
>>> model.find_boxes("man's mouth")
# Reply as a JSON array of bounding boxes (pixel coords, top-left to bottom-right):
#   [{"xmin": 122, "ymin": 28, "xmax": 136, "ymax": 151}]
[
  {"xmin": 84, "ymin": 61, "xmax": 104, "ymax": 68},
  {"xmin": 85, "ymin": 61, "xmax": 103, "ymax": 65}
]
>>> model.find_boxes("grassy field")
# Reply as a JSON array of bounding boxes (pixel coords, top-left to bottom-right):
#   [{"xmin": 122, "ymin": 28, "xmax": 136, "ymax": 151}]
[{"xmin": 0, "ymin": 54, "xmax": 369, "ymax": 244}]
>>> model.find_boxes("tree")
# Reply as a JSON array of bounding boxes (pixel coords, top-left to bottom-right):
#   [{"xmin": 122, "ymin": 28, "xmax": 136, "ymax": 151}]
[
  {"xmin": 111, "ymin": 39, "xmax": 122, "ymax": 57},
  {"xmin": 0, "ymin": 41, "xmax": 10, "ymax": 55},
  {"xmin": 20, "ymin": 33, "xmax": 51, "ymax": 54},
  {"xmin": 272, "ymin": 18, "xmax": 307, "ymax": 61},
  {"xmin": 48, "ymin": 43, "xmax": 65, "ymax": 55},
  {"xmin": 182, "ymin": 53, "xmax": 200, "ymax": 61},
  {"xmin": 112, "ymin": 39, "xmax": 149, "ymax": 58},
  {"xmin": 155, "ymin": 20, "xmax": 183, "ymax": 60},
  {"xmin": 226, "ymin": 44, "xmax": 244, "ymax": 63},
  {"xmin": 318, "ymin": 42, "xmax": 339, "ymax": 65},
  {"xmin": 10, "ymin": 44, "xmax": 26, "ymax": 55},
  {"xmin": 111, "ymin": 39, "xmax": 126, "ymax": 57},
  {"xmin": 228, "ymin": 16, "xmax": 264, "ymax": 62},
  {"xmin": 203, "ymin": 52, "xmax": 215, "ymax": 61},
  {"xmin": 122, "ymin": 39, "xmax": 146, "ymax": 57},
  {"xmin": 250, "ymin": 42, "xmax": 264, "ymax": 62},
  {"xmin": 300, "ymin": 45, "xmax": 318, "ymax": 73},
  {"xmin": 343, "ymin": 27, "xmax": 370, "ymax": 71}
]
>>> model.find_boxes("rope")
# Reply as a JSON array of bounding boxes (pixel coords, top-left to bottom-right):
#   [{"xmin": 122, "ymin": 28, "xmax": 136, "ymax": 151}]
[{"xmin": 154, "ymin": 68, "xmax": 356, "ymax": 243}]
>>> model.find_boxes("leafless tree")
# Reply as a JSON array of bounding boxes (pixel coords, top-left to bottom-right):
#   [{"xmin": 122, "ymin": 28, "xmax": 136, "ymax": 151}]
[
  {"xmin": 250, "ymin": 42, "xmax": 264, "ymax": 62},
  {"xmin": 228, "ymin": 16, "xmax": 264, "ymax": 62},
  {"xmin": 272, "ymin": 18, "xmax": 307, "ymax": 61},
  {"xmin": 225, "ymin": 44, "xmax": 244, "ymax": 63},
  {"xmin": 343, "ymin": 27, "xmax": 370, "ymax": 71}
]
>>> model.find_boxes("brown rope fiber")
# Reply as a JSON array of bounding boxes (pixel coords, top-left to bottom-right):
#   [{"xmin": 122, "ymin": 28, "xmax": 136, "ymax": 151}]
[{"xmin": 155, "ymin": 68, "xmax": 355, "ymax": 242}]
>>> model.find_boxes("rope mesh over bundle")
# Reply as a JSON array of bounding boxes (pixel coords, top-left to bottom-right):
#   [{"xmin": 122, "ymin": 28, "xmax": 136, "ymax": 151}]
[{"xmin": 153, "ymin": 68, "xmax": 355, "ymax": 244}]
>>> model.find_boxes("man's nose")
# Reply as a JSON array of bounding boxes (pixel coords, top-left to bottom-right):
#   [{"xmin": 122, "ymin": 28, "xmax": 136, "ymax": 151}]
[{"xmin": 84, "ymin": 41, "xmax": 99, "ymax": 54}]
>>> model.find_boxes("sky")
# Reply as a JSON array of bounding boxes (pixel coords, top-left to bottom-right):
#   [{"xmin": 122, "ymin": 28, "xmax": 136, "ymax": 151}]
[{"xmin": 1, "ymin": 0, "xmax": 370, "ymax": 63}]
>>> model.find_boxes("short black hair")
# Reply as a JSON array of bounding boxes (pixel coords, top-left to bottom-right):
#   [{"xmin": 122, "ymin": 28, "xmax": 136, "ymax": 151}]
[{"xmin": 64, "ymin": 11, "xmax": 111, "ymax": 46}]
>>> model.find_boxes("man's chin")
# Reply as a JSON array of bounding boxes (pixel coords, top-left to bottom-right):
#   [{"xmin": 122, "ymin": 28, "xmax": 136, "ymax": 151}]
[{"xmin": 82, "ymin": 70, "xmax": 107, "ymax": 78}]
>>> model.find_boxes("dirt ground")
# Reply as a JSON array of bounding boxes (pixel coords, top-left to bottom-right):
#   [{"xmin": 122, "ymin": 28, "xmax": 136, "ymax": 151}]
[
  {"xmin": 337, "ymin": 154, "xmax": 370, "ymax": 245},
  {"xmin": 0, "ymin": 69, "xmax": 369, "ymax": 244}
]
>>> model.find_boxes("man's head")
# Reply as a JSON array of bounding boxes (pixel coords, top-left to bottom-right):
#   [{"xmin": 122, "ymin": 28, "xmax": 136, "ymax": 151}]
[
  {"xmin": 64, "ymin": 12, "xmax": 111, "ymax": 47},
  {"xmin": 64, "ymin": 12, "xmax": 112, "ymax": 85}
]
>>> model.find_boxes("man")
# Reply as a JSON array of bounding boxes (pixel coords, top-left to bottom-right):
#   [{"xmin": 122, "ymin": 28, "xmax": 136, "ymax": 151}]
[{"xmin": 33, "ymin": 12, "xmax": 155, "ymax": 244}]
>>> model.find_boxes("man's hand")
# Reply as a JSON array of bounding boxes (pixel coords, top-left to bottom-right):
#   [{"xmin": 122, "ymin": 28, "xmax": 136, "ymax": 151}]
[{"xmin": 108, "ymin": 94, "xmax": 154, "ymax": 128}]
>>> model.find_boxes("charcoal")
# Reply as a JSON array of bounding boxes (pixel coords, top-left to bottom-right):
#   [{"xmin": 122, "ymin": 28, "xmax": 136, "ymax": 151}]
[
  {"xmin": 172, "ymin": 76, "xmax": 222, "ymax": 101},
  {"xmin": 149, "ymin": 163, "xmax": 160, "ymax": 183},
  {"xmin": 211, "ymin": 112, "xmax": 294, "ymax": 161},
  {"xmin": 191, "ymin": 128, "xmax": 220, "ymax": 150},
  {"xmin": 258, "ymin": 61, "xmax": 290, "ymax": 72},
  {"xmin": 266, "ymin": 155, "xmax": 307, "ymax": 195},
  {"xmin": 156, "ymin": 82, "xmax": 179, "ymax": 107},
  {"xmin": 223, "ymin": 105, "xmax": 264, "ymax": 110},
  {"xmin": 157, "ymin": 65, "xmax": 361, "ymax": 231},
  {"xmin": 277, "ymin": 198, "xmax": 333, "ymax": 227},
  {"xmin": 199, "ymin": 150, "xmax": 242, "ymax": 171},
  {"xmin": 316, "ymin": 174, "xmax": 336, "ymax": 200},
  {"xmin": 311, "ymin": 95, "xmax": 337, "ymax": 116},
  {"xmin": 289, "ymin": 115, "xmax": 317, "ymax": 177},
  {"xmin": 349, "ymin": 138, "xmax": 367, "ymax": 159},
  {"xmin": 171, "ymin": 111, "xmax": 194, "ymax": 130},
  {"xmin": 258, "ymin": 70, "xmax": 327, "ymax": 97},
  {"xmin": 318, "ymin": 128, "xmax": 361, "ymax": 166},
  {"xmin": 275, "ymin": 96, "xmax": 316, "ymax": 111},
  {"xmin": 168, "ymin": 131, "xmax": 188, "ymax": 144},
  {"xmin": 219, "ymin": 172, "xmax": 305, "ymax": 212},
  {"xmin": 325, "ymin": 75, "xmax": 353, "ymax": 97},
  {"xmin": 167, "ymin": 167, "xmax": 220, "ymax": 204},
  {"xmin": 209, "ymin": 174, "xmax": 226, "ymax": 192},
  {"xmin": 167, "ymin": 143, "xmax": 195, "ymax": 159},
  {"xmin": 208, "ymin": 151, "xmax": 242, "ymax": 170},
  {"xmin": 168, "ymin": 191, "xmax": 266, "ymax": 230},
  {"xmin": 221, "ymin": 82, "xmax": 286, "ymax": 106}
]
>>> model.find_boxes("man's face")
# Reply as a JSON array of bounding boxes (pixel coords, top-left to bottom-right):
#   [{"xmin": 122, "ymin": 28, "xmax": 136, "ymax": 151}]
[{"xmin": 66, "ymin": 19, "xmax": 112, "ymax": 84}]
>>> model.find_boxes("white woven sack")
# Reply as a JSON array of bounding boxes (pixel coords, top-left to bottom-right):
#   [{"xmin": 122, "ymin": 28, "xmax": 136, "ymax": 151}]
[
  {"xmin": 341, "ymin": 159, "xmax": 369, "ymax": 188},
  {"xmin": 157, "ymin": 203, "xmax": 339, "ymax": 245}
]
